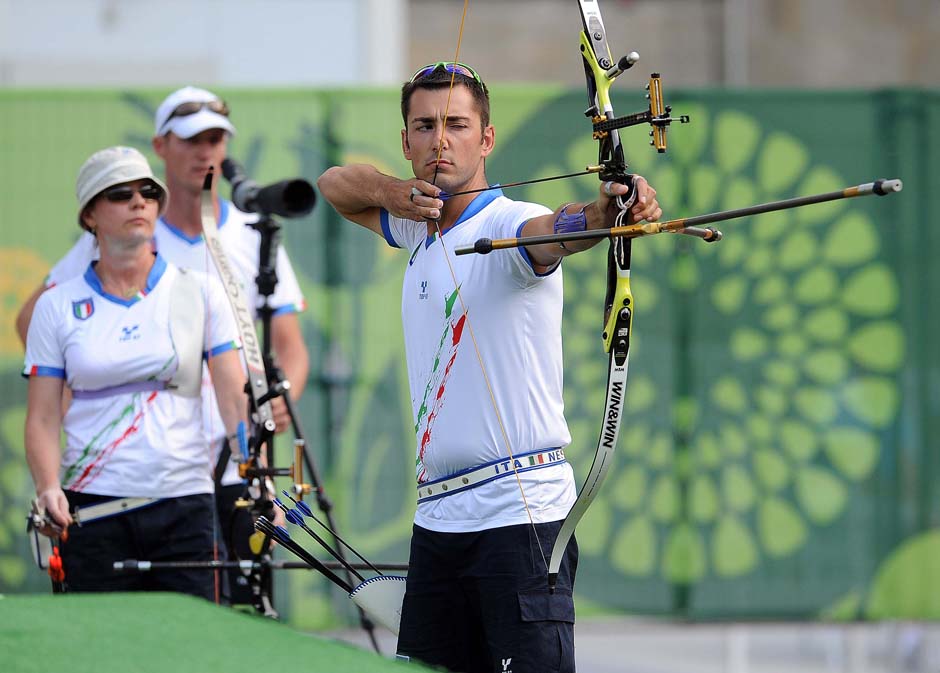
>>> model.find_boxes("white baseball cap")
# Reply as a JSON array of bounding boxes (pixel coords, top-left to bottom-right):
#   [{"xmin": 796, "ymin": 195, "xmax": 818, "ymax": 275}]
[
  {"xmin": 75, "ymin": 146, "xmax": 168, "ymax": 226},
  {"xmin": 154, "ymin": 86, "xmax": 236, "ymax": 138}
]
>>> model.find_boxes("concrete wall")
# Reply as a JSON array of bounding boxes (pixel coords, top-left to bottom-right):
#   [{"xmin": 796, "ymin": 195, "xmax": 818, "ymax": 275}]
[
  {"xmin": 0, "ymin": 0, "xmax": 935, "ymax": 89},
  {"xmin": 409, "ymin": 0, "xmax": 940, "ymax": 88}
]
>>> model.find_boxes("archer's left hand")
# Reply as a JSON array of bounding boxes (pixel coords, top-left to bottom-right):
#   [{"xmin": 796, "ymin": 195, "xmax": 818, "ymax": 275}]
[{"xmin": 597, "ymin": 175, "xmax": 662, "ymax": 226}]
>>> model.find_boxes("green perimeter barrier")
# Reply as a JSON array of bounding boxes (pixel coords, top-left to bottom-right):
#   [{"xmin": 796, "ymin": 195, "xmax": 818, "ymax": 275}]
[{"xmin": 0, "ymin": 87, "xmax": 937, "ymax": 624}]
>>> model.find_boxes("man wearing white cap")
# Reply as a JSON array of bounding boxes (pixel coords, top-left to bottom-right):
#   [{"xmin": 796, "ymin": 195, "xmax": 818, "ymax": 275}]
[{"xmin": 17, "ymin": 86, "xmax": 310, "ymax": 603}]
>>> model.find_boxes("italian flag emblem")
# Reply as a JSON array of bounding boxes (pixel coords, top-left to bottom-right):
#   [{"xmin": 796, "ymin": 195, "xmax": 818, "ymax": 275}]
[{"xmin": 72, "ymin": 298, "xmax": 94, "ymax": 320}]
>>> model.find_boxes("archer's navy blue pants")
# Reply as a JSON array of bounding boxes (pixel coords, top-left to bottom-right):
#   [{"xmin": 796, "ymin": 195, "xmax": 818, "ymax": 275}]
[
  {"xmin": 61, "ymin": 490, "xmax": 217, "ymax": 600},
  {"xmin": 397, "ymin": 520, "xmax": 578, "ymax": 673}
]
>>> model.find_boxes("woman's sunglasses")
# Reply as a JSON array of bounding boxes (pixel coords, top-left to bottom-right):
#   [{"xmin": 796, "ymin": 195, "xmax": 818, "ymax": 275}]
[{"xmin": 101, "ymin": 183, "xmax": 164, "ymax": 203}]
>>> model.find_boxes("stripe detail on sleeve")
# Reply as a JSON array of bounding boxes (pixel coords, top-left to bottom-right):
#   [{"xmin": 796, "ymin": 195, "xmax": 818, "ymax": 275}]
[
  {"xmin": 22, "ymin": 365, "xmax": 66, "ymax": 379},
  {"xmin": 272, "ymin": 300, "xmax": 307, "ymax": 316},
  {"xmin": 205, "ymin": 340, "xmax": 241, "ymax": 359},
  {"xmin": 380, "ymin": 209, "xmax": 401, "ymax": 248}
]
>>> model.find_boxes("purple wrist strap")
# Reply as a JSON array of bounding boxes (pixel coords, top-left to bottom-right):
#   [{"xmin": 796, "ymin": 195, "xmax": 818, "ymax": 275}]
[{"xmin": 553, "ymin": 203, "xmax": 588, "ymax": 235}]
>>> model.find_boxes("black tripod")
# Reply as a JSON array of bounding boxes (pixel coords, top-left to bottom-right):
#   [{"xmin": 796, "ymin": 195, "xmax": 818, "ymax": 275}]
[{"xmin": 246, "ymin": 212, "xmax": 380, "ymax": 652}]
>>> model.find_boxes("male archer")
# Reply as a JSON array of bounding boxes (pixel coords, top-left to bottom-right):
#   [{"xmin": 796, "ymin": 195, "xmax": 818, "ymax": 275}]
[{"xmin": 318, "ymin": 63, "xmax": 661, "ymax": 673}]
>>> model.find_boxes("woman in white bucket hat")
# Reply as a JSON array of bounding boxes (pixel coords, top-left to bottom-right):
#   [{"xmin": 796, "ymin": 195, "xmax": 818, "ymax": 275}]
[{"xmin": 23, "ymin": 146, "xmax": 248, "ymax": 599}]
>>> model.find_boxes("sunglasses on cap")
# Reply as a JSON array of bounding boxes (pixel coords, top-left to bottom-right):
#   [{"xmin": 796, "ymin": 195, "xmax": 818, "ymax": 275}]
[
  {"xmin": 410, "ymin": 62, "xmax": 483, "ymax": 85},
  {"xmin": 164, "ymin": 99, "xmax": 230, "ymax": 124},
  {"xmin": 101, "ymin": 182, "xmax": 164, "ymax": 203}
]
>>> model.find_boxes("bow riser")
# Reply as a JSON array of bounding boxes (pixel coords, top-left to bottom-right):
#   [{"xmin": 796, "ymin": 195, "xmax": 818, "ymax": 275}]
[{"xmin": 578, "ymin": 28, "xmax": 628, "ymax": 182}]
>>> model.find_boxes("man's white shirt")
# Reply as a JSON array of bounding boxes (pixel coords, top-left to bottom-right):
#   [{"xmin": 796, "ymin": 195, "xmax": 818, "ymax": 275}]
[
  {"xmin": 381, "ymin": 190, "xmax": 576, "ymax": 533},
  {"xmin": 45, "ymin": 200, "xmax": 306, "ymax": 485}
]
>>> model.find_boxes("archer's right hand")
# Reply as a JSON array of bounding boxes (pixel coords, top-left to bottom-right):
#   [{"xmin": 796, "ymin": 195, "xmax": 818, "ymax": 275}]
[{"xmin": 388, "ymin": 179, "xmax": 442, "ymax": 223}]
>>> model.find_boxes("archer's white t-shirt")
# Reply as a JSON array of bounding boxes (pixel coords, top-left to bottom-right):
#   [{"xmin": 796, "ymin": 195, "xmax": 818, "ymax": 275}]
[
  {"xmin": 24, "ymin": 256, "xmax": 240, "ymax": 498},
  {"xmin": 381, "ymin": 190, "xmax": 576, "ymax": 532},
  {"xmin": 46, "ymin": 200, "xmax": 306, "ymax": 485}
]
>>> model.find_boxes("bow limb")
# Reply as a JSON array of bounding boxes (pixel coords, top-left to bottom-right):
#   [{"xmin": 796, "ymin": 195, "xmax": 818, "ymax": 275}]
[
  {"xmin": 200, "ymin": 171, "xmax": 277, "ymax": 437},
  {"xmin": 547, "ymin": 0, "xmax": 639, "ymax": 591},
  {"xmin": 547, "ymin": 241, "xmax": 633, "ymax": 589},
  {"xmin": 201, "ymin": 169, "xmax": 284, "ymax": 611}
]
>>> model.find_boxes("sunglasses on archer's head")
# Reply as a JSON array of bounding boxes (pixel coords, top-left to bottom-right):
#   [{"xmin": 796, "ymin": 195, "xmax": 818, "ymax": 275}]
[
  {"xmin": 164, "ymin": 99, "xmax": 230, "ymax": 123},
  {"xmin": 410, "ymin": 62, "xmax": 483, "ymax": 85},
  {"xmin": 101, "ymin": 183, "xmax": 164, "ymax": 203}
]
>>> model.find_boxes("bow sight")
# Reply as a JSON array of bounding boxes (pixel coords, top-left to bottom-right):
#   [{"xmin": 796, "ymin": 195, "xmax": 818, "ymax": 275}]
[
  {"xmin": 584, "ymin": 60, "xmax": 690, "ymax": 156},
  {"xmin": 578, "ymin": 0, "xmax": 689, "ymax": 188},
  {"xmin": 587, "ymin": 71, "xmax": 690, "ymax": 153}
]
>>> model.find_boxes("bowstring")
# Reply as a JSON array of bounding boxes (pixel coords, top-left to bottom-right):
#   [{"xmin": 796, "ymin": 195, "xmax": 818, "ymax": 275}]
[{"xmin": 429, "ymin": 0, "xmax": 549, "ymax": 572}]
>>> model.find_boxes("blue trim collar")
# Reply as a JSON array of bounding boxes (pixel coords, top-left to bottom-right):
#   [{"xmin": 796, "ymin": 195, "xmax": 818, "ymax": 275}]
[
  {"xmin": 425, "ymin": 188, "xmax": 504, "ymax": 248},
  {"xmin": 84, "ymin": 254, "xmax": 168, "ymax": 307}
]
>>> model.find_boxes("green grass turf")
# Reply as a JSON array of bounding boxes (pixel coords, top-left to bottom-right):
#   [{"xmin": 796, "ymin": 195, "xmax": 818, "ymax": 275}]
[{"xmin": 0, "ymin": 593, "xmax": 434, "ymax": 673}]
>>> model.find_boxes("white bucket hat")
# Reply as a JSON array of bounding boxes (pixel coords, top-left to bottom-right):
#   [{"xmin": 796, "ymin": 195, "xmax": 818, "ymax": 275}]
[
  {"xmin": 154, "ymin": 86, "xmax": 236, "ymax": 139},
  {"xmin": 75, "ymin": 146, "xmax": 168, "ymax": 226}
]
